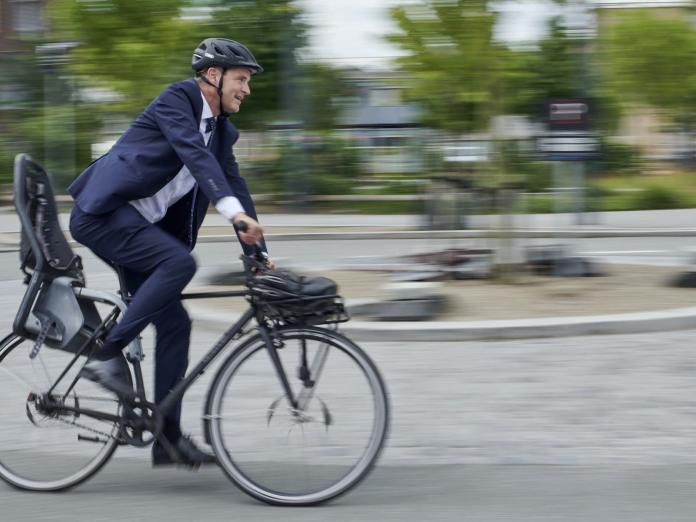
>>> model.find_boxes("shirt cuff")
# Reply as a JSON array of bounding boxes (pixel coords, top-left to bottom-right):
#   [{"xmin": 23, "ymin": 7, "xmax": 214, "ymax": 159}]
[{"xmin": 215, "ymin": 196, "xmax": 245, "ymax": 221}]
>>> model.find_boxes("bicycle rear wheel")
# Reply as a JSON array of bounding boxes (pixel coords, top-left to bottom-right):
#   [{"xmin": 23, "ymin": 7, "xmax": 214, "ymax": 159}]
[
  {"xmin": 0, "ymin": 333, "xmax": 125, "ymax": 491},
  {"xmin": 206, "ymin": 326, "xmax": 389, "ymax": 506}
]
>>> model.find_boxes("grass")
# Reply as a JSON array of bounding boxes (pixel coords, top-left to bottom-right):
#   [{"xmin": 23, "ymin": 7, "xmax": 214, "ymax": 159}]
[{"xmin": 589, "ymin": 170, "xmax": 696, "ymax": 211}]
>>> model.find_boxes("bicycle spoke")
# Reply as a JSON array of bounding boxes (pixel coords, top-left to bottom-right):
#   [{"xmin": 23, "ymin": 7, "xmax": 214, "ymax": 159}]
[
  {"xmin": 208, "ymin": 327, "xmax": 389, "ymax": 505},
  {"xmin": 0, "ymin": 334, "xmax": 123, "ymax": 491},
  {"xmin": 0, "ymin": 364, "xmax": 34, "ymax": 390},
  {"xmin": 35, "ymin": 352, "xmax": 53, "ymax": 388}
]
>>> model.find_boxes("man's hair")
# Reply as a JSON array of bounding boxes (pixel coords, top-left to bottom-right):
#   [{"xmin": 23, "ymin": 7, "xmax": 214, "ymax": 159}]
[{"xmin": 195, "ymin": 66, "xmax": 220, "ymax": 79}]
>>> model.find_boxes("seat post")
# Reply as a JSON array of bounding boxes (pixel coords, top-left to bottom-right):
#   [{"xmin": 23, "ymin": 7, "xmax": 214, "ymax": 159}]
[{"xmin": 113, "ymin": 264, "xmax": 133, "ymax": 303}]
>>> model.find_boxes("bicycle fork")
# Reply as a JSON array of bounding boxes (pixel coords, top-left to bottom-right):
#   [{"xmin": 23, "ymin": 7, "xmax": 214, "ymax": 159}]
[
  {"xmin": 259, "ymin": 326, "xmax": 332, "ymax": 428},
  {"xmin": 259, "ymin": 326, "xmax": 298, "ymax": 409}
]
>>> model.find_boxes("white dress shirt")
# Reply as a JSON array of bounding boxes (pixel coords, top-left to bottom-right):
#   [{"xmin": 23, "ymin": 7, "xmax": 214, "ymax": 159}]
[{"xmin": 129, "ymin": 93, "xmax": 244, "ymax": 223}]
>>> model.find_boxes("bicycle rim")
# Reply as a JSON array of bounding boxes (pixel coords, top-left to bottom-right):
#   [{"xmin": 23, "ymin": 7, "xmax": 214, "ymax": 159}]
[
  {"xmin": 0, "ymin": 333, "xmax": 122, "ymax": 491},
  {"xmin": 208, "ymin": 327, "xmax": 389, "ymax": 505}
]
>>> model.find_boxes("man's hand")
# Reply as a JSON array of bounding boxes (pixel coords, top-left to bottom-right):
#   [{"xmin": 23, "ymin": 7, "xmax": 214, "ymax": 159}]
[{"xmin": 233, "ymin": 213, "xmax": 263, "ymax": 245}]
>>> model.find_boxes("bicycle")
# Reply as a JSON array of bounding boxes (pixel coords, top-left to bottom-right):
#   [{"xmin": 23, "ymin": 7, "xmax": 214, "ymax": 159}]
[{"xmin": 0, "ymin": 154, "xmax": 389, "ymax": 506}]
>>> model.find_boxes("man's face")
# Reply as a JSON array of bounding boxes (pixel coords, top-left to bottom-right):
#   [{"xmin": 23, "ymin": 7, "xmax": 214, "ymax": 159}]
[{"xmin": 220, "ymin": 67, "xmax": 252, "ymax": 114}]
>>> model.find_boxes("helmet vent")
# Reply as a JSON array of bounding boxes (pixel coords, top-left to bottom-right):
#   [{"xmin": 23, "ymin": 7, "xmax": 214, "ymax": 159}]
[{"xmin": 191, "ymin": 37, "xmax": 263, "ymax": 74}]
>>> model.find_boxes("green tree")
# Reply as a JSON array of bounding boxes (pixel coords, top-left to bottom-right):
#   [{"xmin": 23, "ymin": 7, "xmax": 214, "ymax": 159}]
[
  {"xmin": 517, "ymin": 18, "xmax": 581, "ymax": 106},
  {"xmin": 0, "ymin": 49, "xmax": 100, "ymax": 187},
  {"xmin": 48, "ymin": 0, "xmax": 309, "ymax": 129},
  {"xmin": 387, "ymin": 0, "xmax": 509, "ymax": 134},
  {"xmin": 0, "ymin": 54, "xmax": 44, "ymax": 184},
  {"xmin": 599, "ymin": 9, "xmax": 696, "ymax": 123},
  {"xmin": 513, "ymin": 16, "xmax": 621, "ymax": 134},
  {"xmin": 298, "ymin": 63, "xmax": 347, "ymax": 131}
]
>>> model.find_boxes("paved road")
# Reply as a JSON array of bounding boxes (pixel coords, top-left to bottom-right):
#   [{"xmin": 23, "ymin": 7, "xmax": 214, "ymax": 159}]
[
  {"xmin": 2, "ymin": 214, "xmax": 696, "ymax": 520},
  {"xmin": 0, "ymin": 236, "xmax": 670, "ymax": 284},
  {"xmin": 7, "ymin": 462, "xmax": 696, "ymax": 522},
  {"xmin": 4, "ymin": 328, "xmax": 696, "ymax": 520}
]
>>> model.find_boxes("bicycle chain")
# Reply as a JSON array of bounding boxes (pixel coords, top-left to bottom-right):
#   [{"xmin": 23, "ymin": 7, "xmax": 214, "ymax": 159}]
[
  {"xmin": 49, "ymin": 395, "xmax": 158, "ymax": 445},
  {"xmin": 31, "ymin": 394, "xmax": 123, "ymax": 442},
  {"xmin": 53, "ymin": 413, "xmax": 119, "ymax": 442}
]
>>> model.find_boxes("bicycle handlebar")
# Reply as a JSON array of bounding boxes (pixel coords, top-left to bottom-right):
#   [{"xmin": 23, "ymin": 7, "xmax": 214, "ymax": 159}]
[
  {"xmin": 234, "ymin": 220, "xmax": 249, "ymax": 233},
  {"xmin": 234, "ymin": 221, "xmax": 269, "ymax": 271}
]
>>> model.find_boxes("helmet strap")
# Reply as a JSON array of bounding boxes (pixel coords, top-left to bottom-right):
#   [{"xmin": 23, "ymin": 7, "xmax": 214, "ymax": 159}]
[
  {"xmin": 199, "ymin": 70, "xmax": 229, "ymax": 118},
  {"xmin": 217, "ymin": 70, "xmax": 229, "ymax": 118}
]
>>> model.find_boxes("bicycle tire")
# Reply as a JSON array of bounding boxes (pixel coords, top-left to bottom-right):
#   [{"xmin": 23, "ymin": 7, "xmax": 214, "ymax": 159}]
[
  {"xmin": 206, "ymin": 325, "xmax": 389, "ymax": 506},
  {"xmin": 0, "ymin": 332, "xmax": 126, "ymax": 491}
]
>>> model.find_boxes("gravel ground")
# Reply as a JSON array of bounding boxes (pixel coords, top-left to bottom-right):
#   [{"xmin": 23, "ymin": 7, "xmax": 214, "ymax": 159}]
[{"xmin": 187, "ymin": 264, "xmax": 696, "ymax": 321}]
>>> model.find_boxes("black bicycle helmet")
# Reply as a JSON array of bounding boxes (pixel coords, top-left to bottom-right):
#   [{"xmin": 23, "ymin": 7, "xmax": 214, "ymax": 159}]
[{"xmin": 191, "ymin": 38, "xmax": 263, "ymax": 74}]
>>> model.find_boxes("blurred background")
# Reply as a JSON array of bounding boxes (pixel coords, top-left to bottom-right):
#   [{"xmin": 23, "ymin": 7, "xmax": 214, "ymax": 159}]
[
  {"xmin": 4, "ymin": 0, "xmax": 696, "ymax": 313},
  {"xmin": 1, "ymin": 0, "xmax": 695, "ymax": 215},
  {"xmin": 6, "ymin": 5, "xmax": 696, "ymax": 519}
]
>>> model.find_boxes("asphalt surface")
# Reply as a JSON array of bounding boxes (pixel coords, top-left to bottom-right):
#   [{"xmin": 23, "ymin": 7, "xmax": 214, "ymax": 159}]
[
  {"xmin": 4, "ymin": 328, "xmax": 696, "ymax": 520},
  {"xmin": 2, "ymin": 210, "xmax": 696, "ymax": 520}
]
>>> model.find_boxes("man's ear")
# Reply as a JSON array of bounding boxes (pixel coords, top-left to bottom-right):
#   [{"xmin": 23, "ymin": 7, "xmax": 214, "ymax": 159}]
[{"xmin": 207, "ymin": 67, "xmax": 222, "ymax": 87}]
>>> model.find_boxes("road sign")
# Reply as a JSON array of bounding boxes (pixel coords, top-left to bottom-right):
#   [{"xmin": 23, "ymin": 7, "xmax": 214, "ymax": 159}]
[
  {"xmin": 545, "ymin": 98, "xmax": 592, "ymax": 131},
  {"xmin": 537, "ymin": 131, "xmax": 599, "ymax": 161}
]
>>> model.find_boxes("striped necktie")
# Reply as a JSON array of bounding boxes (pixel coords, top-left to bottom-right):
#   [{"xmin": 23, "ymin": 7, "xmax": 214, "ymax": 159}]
[{"xmin": 205, "ymin": 117, "xmax": 216, "ymax": 148}]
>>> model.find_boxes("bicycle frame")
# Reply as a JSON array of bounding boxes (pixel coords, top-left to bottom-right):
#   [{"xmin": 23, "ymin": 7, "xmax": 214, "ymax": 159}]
[
  {"xmin": 157, "ymin": 291, "xmax": 258, "ymax": 417},
  {"xmin": 156, "ymin": 289, "xmax": 307, "ymax": 421},
  {"xmin": 42, "ymin": 287, "xmax": 306, "ymax": 437}
]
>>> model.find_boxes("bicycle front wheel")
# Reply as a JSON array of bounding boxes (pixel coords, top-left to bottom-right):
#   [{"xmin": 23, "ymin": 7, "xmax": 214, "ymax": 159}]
[
  {"xmin": 0, "ymin": 333, "xmax": 124, "ymax": 491},
  {"xmin": 206, "ymin": 326, "xmax": 389, "ymax": 506}
]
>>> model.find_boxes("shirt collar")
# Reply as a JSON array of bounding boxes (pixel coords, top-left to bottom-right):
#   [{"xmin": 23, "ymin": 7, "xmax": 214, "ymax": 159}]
[{"xmin": 200, "ymin": 92, "xmax": 214, "ymax": 122}]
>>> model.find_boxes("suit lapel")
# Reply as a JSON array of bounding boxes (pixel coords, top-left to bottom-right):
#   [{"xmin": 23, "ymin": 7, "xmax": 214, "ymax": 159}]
[
  {"xmin": 209, "ymin": 118, "xmax": 225, "ymax": 156},
  {"xmin": 180, "ymin": 79, "xmax": 204, "ymax": 123}
]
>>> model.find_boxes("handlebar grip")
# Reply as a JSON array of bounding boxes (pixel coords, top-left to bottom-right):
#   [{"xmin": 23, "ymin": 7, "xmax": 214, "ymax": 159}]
[{"xmin": 234, "ymin": 220, "xmax": 268, "ymax": 263}]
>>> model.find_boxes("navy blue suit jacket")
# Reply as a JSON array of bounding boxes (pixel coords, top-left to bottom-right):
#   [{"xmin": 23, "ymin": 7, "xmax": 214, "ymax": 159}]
[{"xmin": 68, "ymin": 79, "xmax": 262, "ymax": 253}]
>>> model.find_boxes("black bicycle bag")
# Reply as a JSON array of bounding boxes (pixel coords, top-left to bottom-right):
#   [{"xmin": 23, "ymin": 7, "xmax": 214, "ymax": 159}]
[{"xmin": 248, "ymin": 269, "xmax": 348, "ymax": 325}]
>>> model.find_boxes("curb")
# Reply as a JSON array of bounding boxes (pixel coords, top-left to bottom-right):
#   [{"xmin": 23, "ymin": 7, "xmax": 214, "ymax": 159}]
[
  {"xmin": 192, "ymin": 228, "xmax": 696, "ymax": 242},
  {"xmin": 2, "ymin": 226, "xmax": 696, "ymax": 253},
  {"xmin": 188, "ymin": 305, "xmax": 696, "ymax": 342}
]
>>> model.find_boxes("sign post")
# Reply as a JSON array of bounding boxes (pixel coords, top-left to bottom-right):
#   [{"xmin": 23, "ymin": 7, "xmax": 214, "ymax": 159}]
[
  {"xmin": 534, "ymin": 98, "xmax": 600, "ymax": 276},
  {"xmin": 539, "ymin": 98, "xmax": 598, "ymax": 220}
]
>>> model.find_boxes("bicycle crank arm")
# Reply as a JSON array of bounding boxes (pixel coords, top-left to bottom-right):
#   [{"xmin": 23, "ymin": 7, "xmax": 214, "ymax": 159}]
[{"xmin": 78, "ymin": 434, "xmax": 110, "ymax": 444}]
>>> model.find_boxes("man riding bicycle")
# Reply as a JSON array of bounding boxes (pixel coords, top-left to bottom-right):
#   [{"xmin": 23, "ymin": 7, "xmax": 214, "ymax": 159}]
[{"xmin": 68, "ymin": 38, "xmax": 273, "ymax": 468}]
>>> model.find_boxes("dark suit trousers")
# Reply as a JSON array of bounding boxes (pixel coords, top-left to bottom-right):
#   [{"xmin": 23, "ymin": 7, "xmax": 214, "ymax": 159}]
[{"xmin": 69, "ymin": 204, "xmax": 196, "ymax": 436}]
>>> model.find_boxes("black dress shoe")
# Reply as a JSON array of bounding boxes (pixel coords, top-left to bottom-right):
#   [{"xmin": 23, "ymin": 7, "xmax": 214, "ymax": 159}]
[
  {"xmin": 80, "ymin": 357, "xmax": 134, "ymax": 400},
  {"xmin": 152, "ymin": 435, "xmax": 217, "ymax": 468}
]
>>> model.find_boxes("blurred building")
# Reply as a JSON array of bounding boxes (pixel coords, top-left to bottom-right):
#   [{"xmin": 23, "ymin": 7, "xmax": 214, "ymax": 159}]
[
  {"xmin": 2, "ymin": 0, "xmax": 694, "ymax": 182},
  {"xmin": 0, "ymin": 0, "xmax": 45, "ymax": 48},
  {"xmin": 336, "ymin": 70, "xmax": 424, "ymax": 174},
  {"xmin": 0, "ymin": 0, "xmax": 46, "ymax": 106},
  {"xmin": 0, "ymin": 0, "xmax": 47, "ymax": 179}
]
